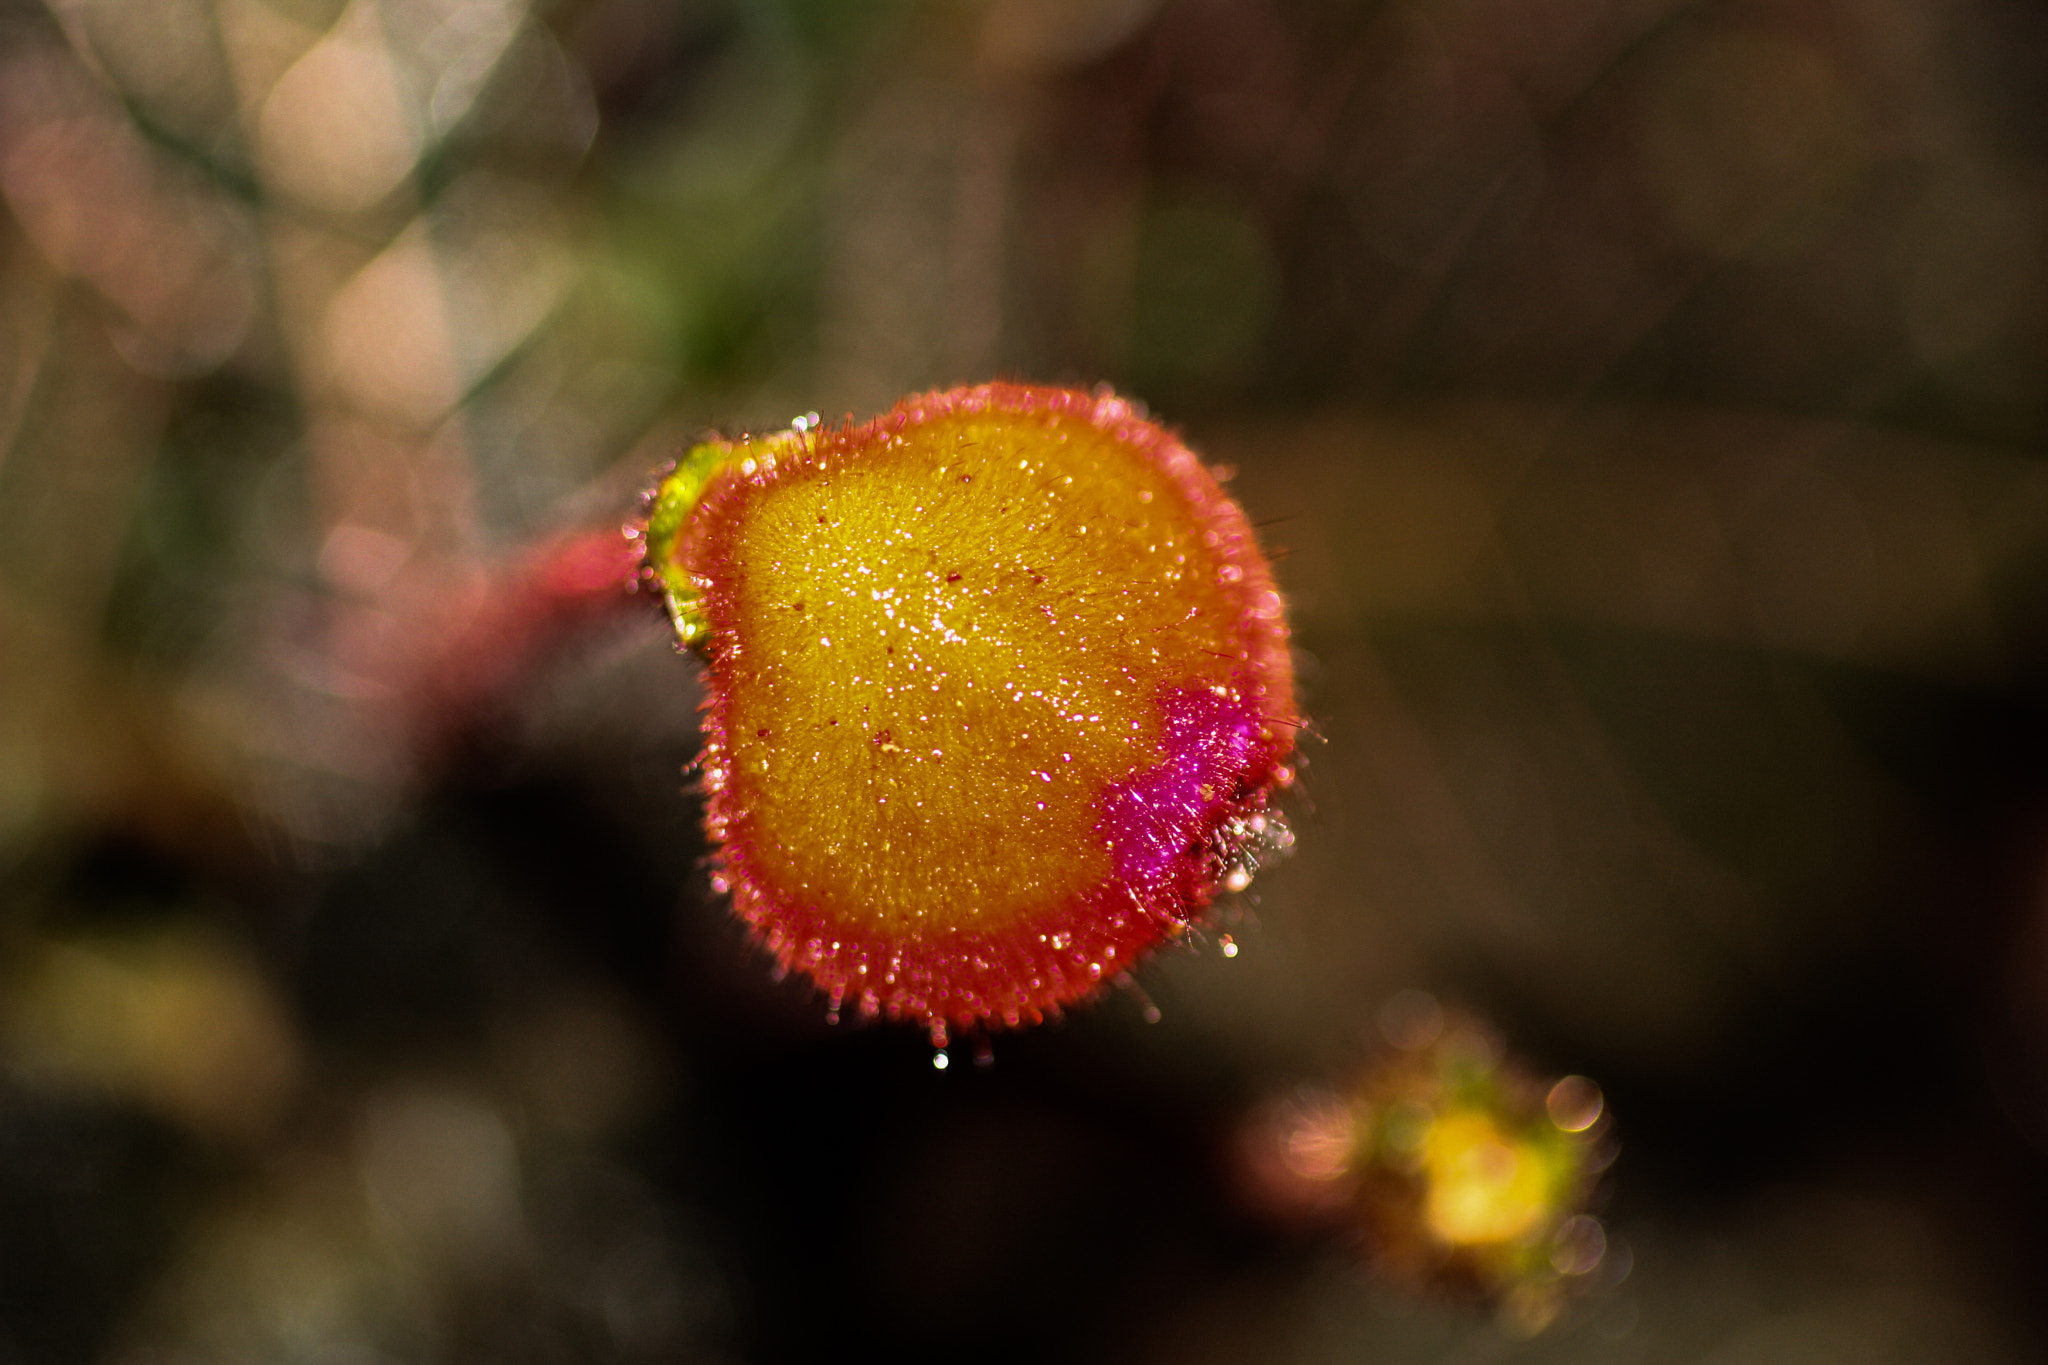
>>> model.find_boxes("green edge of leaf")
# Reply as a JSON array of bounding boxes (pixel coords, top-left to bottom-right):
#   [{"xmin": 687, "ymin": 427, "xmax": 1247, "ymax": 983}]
[{"xmin": 643, "ymin": 438, "xmax": 736, "ymax": 648}]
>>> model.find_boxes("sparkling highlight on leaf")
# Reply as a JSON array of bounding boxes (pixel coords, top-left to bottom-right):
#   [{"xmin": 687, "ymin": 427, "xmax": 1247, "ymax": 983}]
[{"xmin": 646, "ymin": 383, "xmax": 1297, "ymax": 1034}]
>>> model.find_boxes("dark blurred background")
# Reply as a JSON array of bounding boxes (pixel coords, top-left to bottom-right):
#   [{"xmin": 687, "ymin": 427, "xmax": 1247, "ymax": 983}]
[{"xmin": 3, "ymin": 0, "xmax": 2048, "ymax": 1360}]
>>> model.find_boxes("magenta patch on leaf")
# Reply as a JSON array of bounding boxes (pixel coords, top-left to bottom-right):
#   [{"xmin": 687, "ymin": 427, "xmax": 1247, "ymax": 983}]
[{"xmin": 1102, "ymin": 684, "xmax": 1271, "ymax": 893}]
